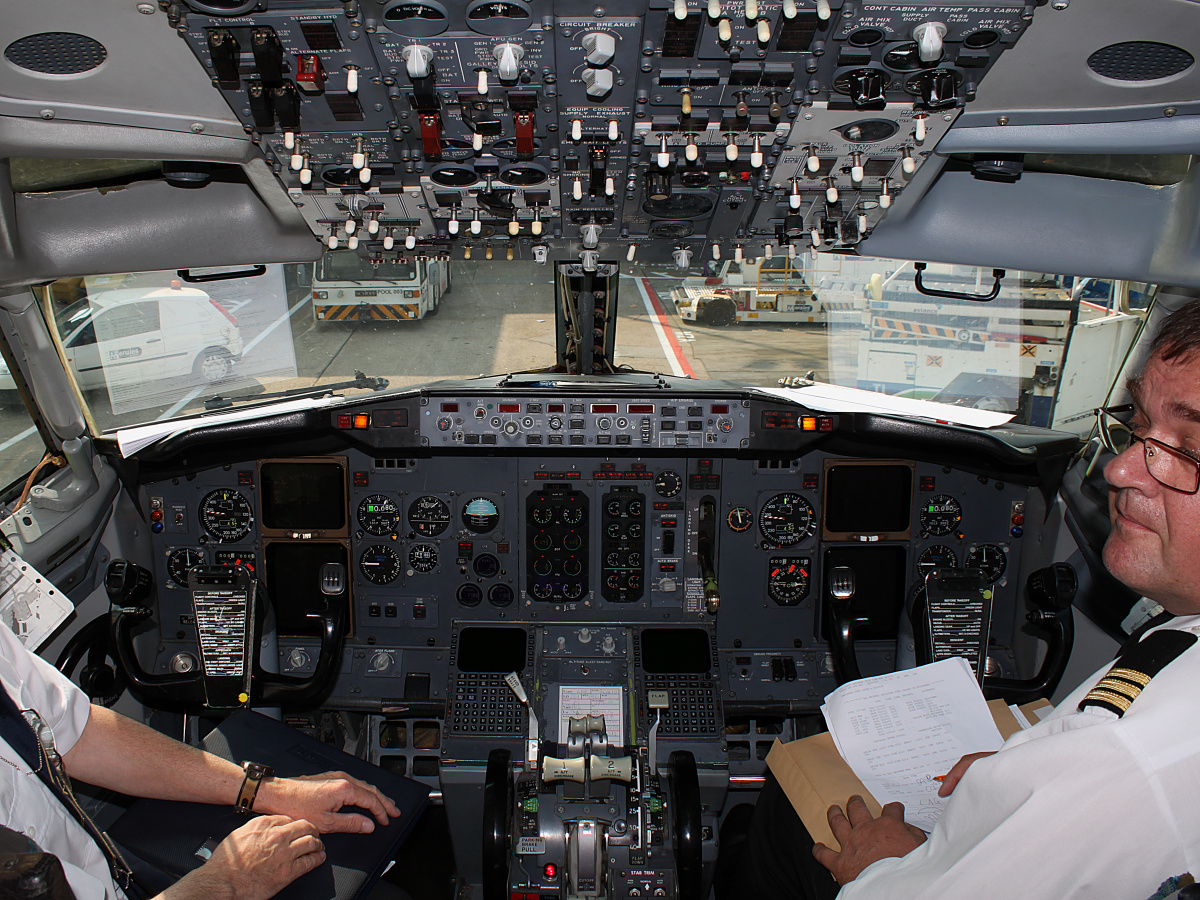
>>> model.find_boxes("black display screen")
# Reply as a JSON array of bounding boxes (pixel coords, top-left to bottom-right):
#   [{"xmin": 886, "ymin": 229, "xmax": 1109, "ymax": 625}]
[
  {"xmin": 640, "ymin": 628, "xmax": 711, "ymax": 674},
  {"xmin": 456, "ymin": 627, "xmax": 527, "ymax": 672},
  {"xmin": 260, "ymin": 462, "xmax": 346, "ymax": 530},
  {"xmin": 824, "ymin": 464, "xmax": 912, "ymax": 535}
]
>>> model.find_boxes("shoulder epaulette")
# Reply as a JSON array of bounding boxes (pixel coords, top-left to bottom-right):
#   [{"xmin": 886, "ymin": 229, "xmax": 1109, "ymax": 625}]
[{"xmin": 1079, "ymin": 629, "xmax": 1197, "ymax": 717}]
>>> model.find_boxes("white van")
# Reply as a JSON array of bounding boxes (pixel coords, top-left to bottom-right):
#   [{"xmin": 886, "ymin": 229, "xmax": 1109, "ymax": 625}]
[
  {"xmin": 53, "ymin": 284, "xmax": 243, "ymax": 392},
  {"xmin": 0, "ymin": 283, "xmax": 246, "ymax": 399}
]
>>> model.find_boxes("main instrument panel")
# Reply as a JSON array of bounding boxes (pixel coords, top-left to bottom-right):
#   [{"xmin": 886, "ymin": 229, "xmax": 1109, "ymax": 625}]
[{"xmin": 142, "ymin": 390, "xmax": 1039, "ymax": 711}]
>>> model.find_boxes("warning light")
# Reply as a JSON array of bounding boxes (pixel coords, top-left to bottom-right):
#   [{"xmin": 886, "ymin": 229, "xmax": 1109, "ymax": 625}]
[
  {"xmin": 801, "ymin": 417, "xmax": 817, "ymax": 431},
  {"xmin": 337, "ymin": 414, "xmax": 353, "ymax": 429},
  {"xmin": 353, "ymin": 414, "xmax": 371, "ymax": 429},
  {"xmin": 543, "ymin": 863, "xmax": 557, "ymax": 880}
]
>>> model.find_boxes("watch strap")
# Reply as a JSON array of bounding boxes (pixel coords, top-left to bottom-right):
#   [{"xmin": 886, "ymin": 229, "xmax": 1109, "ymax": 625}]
[{"xmin": 235, "ymin": 761, "xmax": 273, "ymax": 814}]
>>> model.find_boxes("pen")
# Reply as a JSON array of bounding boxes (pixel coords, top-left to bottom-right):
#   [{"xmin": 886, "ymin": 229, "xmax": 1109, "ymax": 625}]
[{"xmin": 932, "ymin": 775, "xmax": 947, "ymax": 782}]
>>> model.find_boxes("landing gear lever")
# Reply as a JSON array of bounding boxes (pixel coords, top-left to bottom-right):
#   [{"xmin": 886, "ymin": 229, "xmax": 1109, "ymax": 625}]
[{"xmin": 828, "ymin": 566, "xmax": 866, "ymax": 682}]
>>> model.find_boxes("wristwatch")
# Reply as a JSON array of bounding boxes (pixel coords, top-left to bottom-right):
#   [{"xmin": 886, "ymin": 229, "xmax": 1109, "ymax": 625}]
[{"xmin": 235, "ymin": 761, "xmax": 274, "ymax": 814}]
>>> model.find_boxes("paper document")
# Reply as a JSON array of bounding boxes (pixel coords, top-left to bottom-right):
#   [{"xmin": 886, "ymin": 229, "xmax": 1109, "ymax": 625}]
[
  {"xmin": 558, "ymin": 685, "xmax": 625, "ymax": 747},
  {"xmin": 757, "ymin": 383, "xmax": 1013, "ymax": 429},
  {"xmin": 821, "ymin": 658, "xmax": 1004, "ymax": 833},
  {"xmin": 0, "ymin": 549, "xmax": 74, "ymax": 650}
]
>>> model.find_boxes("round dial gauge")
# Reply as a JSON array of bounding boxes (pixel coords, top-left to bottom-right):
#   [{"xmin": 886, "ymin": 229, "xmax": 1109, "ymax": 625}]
[
  {"xmin": 767, "ymin": 556, "xmax": 811, "ymax": 605},
  {"xmin": 727, "ymin": 507, "xmax": 753, "ymax": 533},
  {"xmin": 920, "ymin": 495, "xmax": 963, "ymax": 537},
  {"xmin": 408, "ymin": 495, "xmax": 450, "ymax": 536},
  {"xmin": 358, "ymin": 494, "xmax": 400, "ymax": 536},
  {"xmin": 457, "ymin": 583, "xmax": 483, "ymax": 607},
  {"xmin": 917, "ymin": 545, "xmax": 958, "ymax": 577},
  {"xmin": 360, "ymin": 545, "xmax": 401, "ymax": 585},
  {"xmin": 966, "ymin": 543, "xmax": 1008, "ymax": 583},
  {"xmin": 488, "ymin": 584, "xmax": 514, "ymax": 607},
  {"xmin": 473, "ymin": 553, "xmax": 500, "ymax": 577},
  {"xmin": 654, "ymin": 470, "xmax": 682, "ymax": 498},
  {"xmin": 167, "ymin": 548, "xmax": 204, "ymax": 587},
  {"xmin": 561, "ymin": 505, "xmax": 585, "ymax": 525},
  {"xmin": 759, "ymin": 493, "xmax": 815, "ymax": 546},
  {"xmin": 199, "ymin": 489, "xmax": 253, "ymax": 542},
  {"xmin": 462, "ymin": 496, "xmax": 500, "ymax": 533},
  {"xmin": 531, "ymin": 505, "xmax": 553, "ymax": 525},
  {"xmin": 408, "ymin": 544, "xmax": 438, "ymax": 573}
]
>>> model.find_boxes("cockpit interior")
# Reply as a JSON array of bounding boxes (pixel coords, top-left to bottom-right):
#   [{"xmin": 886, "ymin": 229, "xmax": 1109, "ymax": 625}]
[{"xmin": 1, "ymin": 0, "xmax": 1197, "ymax": 896}]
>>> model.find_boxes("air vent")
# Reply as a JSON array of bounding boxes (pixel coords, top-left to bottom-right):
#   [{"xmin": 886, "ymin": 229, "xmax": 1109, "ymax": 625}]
[
  {"xmin": 756, "ymin": 458, "xmax": 800, "ymax": 470},
  {"xmin": 1087, "ymin": 41, "xmax": 1194, "ymax": 81},
  {"xmin": 5, "ymin": 32, "xmax": 106, "ymax": 74},
  {"xmin": 373, "ymin": 458, "xmax": 417, "ymax": 469}
]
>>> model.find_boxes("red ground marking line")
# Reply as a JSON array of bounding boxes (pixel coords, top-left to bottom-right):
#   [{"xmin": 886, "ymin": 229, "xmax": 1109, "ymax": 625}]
[{"xmin": 640, "ymin": 278, "xmax": 696, "ymax": 378}]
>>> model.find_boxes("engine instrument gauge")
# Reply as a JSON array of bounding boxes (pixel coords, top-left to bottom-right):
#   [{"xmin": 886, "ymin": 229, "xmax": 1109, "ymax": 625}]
[
  {"xmin": 213, "ymin": 550, "xmax": 256, "ymax": 575},
  {"xmin": 654, "ymin": 469, "xmax": 682, "ymax": 498},
  {"xmin": 759, "ymin": 493, "xmax": 815, "ymax": 546},
  {"xmin": 463, "ymin": 496, "xmax": 499, "ymax": 533},
  {"xmin": 561, "ymin": 505, "xmax": 585, "ymax": 525},
  {"xmin": 919, "ymin": 495, "xmax": 963, "ymax": 537},
  {"xmin": 360, "ymin": 545, "xmax": 401, "ymax": 585},
  {"xmin": 727, "ymin": 507, "xmax": 753, "ymax": 533},
  {"xmin": 457, "ymin": 584, "xmax": 483, "ymax": 607},
  {"xmin": 473, "ymin": 553, "xmax": 500, "ymax": 577},
  {"xmin": 965, "ymin": 543, "xmax": 1007, "ymax": 583},
  {"xmin": 167, "ymin": 548, "xmax": 205, "ymax": 587},
  {"xmin": 488, "ymin": 584, "xmax": 514, "ymax": 607},
  {"xmin": 917, "ymin": 545, "xmax": 958, "ymax": 577},
  {"xmin": 198, "ymin": 489, "xmax": 253, "ymax": 542},
  {"xmin": 767, "ymin": 556, "xmax": 811, "ymax": 605},
  {"xmin": 407, "ymin": 495, "xmax": 450, "ymax": 536},
  {"xmin": 359, "ymin": 494, "xmax": 400, "ymax": 536},
  {"xmin": 408, "ymin": 544, "xmax": 438, "ymax": 573}
]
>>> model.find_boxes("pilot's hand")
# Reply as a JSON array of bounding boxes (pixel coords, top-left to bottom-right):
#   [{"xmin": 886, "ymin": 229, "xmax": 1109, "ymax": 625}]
[
  {"xmin": 167, "ymin": 815, "xmax": 325, "ymax": 900},
  {"xmin": 812, "ymin": 795, "xmax": 926, "ymax": 885},
  {"xmin": 257, "ymin": 770, "xmax": 401, "ymax": 834},
  {"xmin": 936, "ymin": 751, "xmax": 996, "ymax": 797}
]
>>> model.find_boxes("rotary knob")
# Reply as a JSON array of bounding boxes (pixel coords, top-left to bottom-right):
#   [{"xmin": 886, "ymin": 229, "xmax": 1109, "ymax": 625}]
[{"xmin": 287, "ymin": 648, "xmax": 311, "ymax": 669}]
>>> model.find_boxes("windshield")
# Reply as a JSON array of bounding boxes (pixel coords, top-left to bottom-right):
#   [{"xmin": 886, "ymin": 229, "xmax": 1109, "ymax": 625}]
[{"xmin": 30, "ymin": 253, "xmax": 1154, "ymax": 439}]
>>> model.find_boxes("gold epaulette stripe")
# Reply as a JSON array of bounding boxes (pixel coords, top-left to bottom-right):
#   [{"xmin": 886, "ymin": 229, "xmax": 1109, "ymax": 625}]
[
  {"xmin": 1093, "ymin": 675, "xmax": 1145, "ymax": 698},
  {"xmin": 1107, "ymin": 667, "xmax": 1153, "ymax": 687},
  {"xmin": 1082, "ymin": 687, "xmax": 1135, "ymax": 712}
]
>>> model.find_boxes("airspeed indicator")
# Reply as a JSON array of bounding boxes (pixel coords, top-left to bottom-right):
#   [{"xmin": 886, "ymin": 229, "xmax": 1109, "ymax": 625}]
[{"xmin": 759, "ymin": 493, "xmax": 815, "ymax": 546}]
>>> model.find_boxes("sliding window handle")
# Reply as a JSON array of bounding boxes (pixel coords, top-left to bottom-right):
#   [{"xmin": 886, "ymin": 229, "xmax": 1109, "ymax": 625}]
[{"xmin": 828, "ymin": 566, "xmax": 865, "ymax": 683}]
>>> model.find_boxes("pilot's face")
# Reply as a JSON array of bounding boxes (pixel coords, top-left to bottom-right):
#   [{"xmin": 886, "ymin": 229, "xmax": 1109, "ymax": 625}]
[{"xmin": 1104, "ymin": 354, "xmax": 1200, "ymax": 614}]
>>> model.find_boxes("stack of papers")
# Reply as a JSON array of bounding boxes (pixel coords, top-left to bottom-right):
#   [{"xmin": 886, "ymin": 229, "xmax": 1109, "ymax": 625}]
[{"xmin": 820, "ymin": 658, "xmax": 1005, "ymax": 833}]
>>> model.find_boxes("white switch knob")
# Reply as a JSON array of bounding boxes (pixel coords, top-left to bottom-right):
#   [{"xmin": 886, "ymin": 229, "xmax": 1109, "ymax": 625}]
[
  {"xmin": 583, "ymin": 67, "xmax": 614, "ymax": 98},
  {"xmin": 913, "ymin": 21, "xmax": 947, "ymax": 63},
  {"xmin": 816, "ymin": 0, "xmax": 831, "ymax": 19},
  {"xmin": 674, "ymin": 248, "xmax": 692, "ymax": 269},
  {"xmin": 403, "ymin": 45, "xmax": 434, "ymax": 80},
  {"xmin": 674, "ymin": 0, "xmax": 688, "ymax": 18},
  {"xmin": 494, "ymin": 43, "xmax": 524, "ymax": 81},
  {"xmin": 571, "ymin": 119, "xmax": 583, "ymax": 141},
  {"xmin": 582, "ymin": 31, "xmax": 617, "ymax": 67}
]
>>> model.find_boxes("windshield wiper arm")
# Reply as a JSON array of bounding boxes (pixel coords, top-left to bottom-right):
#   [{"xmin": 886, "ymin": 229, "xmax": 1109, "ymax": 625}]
[{"xmin": 203, "ymin": 371, "xmax": 389, "ymax": 411}]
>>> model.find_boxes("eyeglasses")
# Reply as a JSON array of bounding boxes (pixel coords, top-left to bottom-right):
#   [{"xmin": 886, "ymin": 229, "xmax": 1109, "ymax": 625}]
[{"xmin": 1094, "ymin": 404, "xmax": 1200, "ymax": 494}]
